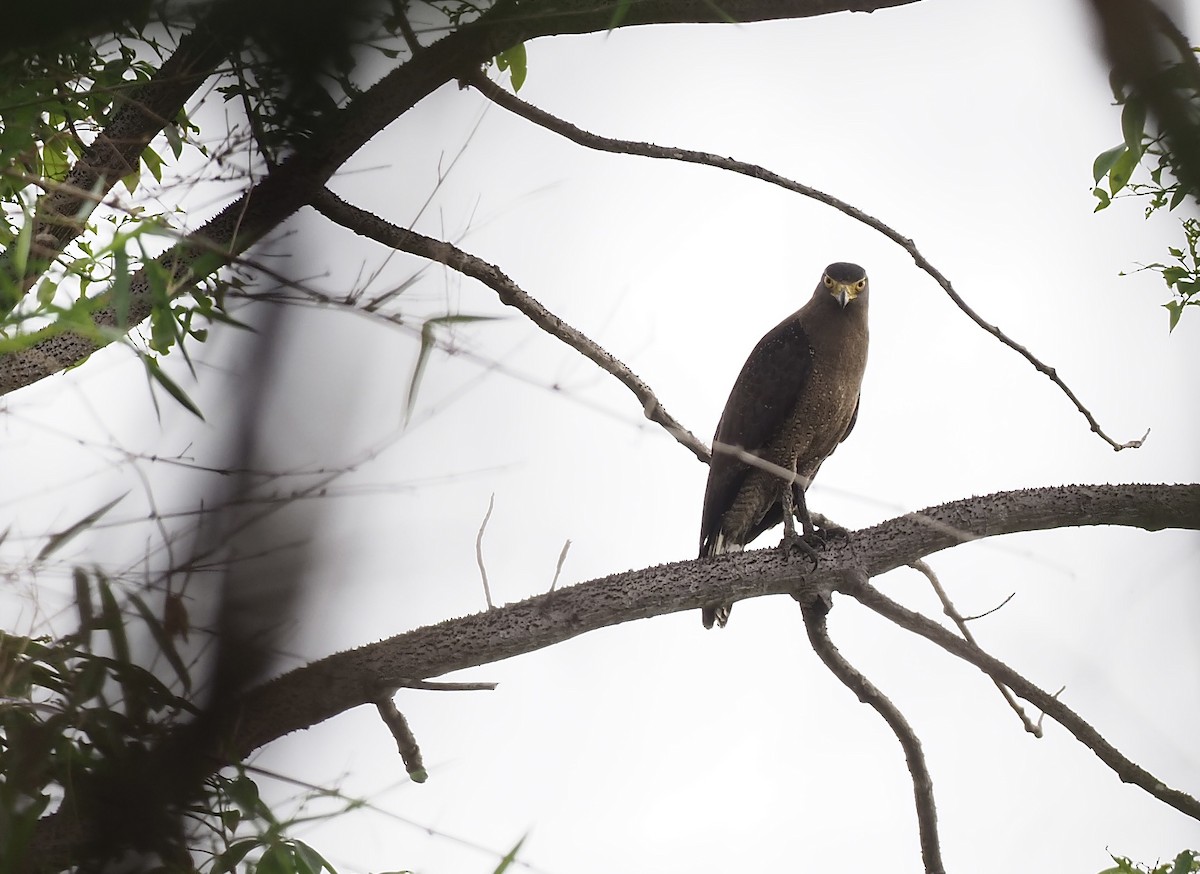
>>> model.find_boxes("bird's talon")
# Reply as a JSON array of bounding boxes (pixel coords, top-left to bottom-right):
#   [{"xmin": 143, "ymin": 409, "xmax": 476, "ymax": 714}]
[{"xmin": 779, "ymin": 532, "xmax": 820, "ymax": 568}]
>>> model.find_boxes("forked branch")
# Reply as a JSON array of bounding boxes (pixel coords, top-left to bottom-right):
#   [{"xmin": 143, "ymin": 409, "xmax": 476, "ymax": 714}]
[{"xmin": 842, "ymin": 575, "xmax": 1200, "ymax": 822}]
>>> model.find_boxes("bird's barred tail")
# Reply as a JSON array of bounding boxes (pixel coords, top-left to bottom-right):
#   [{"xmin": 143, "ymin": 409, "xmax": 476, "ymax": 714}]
[{"xmin": 700, "ymin": 535, "xmax": 743, "ymax": 629}]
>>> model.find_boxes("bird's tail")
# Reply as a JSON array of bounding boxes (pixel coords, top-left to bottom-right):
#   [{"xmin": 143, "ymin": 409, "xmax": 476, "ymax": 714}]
[{"xmin": 700, "ymin": 535, "xmax": 743, "ymax": 629}]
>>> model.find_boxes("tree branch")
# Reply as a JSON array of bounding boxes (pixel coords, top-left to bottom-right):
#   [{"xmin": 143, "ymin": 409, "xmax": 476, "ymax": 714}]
[
  {"xmin": 310, "ymin": 187, "xmax": 712, "ymax": 462},
  {"xmin": 225, "ymin": 483, "xmax": 1198, "ymax": 758},
  {"xmin": 908, "ymin": 559, "xmax": 1041, "ymax": 736},
  {"xmin": 842, "ymin": 574, "xmax": 1200, "ymax": 822},
  {"xmin": 467, "ymin": 71, "xmax": 1147, "ymax": 452},
  {"xmin": 0, "ymin": 0, "xmax": 919, "ymax": 395},
  {"xmin": 802, "ymin": 595, "xmax": 944, "ymax": 873},
  {"xmin": 24, "ymin": 483, "xmax": 1200, "ymax": 866}
]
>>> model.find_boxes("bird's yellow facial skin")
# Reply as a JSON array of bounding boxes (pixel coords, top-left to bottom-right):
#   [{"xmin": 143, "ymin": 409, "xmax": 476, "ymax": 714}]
[{"xmin": 823, "ymin": 273, "xmax": 868, "ymax": 308}]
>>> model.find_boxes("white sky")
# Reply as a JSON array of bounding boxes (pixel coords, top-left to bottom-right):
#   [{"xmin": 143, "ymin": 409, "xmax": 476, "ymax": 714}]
[{"xmin": 2, "ymin": 0, "xmax": 1199, "ymax": 872}]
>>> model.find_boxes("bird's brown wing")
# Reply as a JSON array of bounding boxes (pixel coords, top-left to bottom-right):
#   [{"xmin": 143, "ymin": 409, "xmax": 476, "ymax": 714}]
[
  {"xmin": 699, "ymin": 315, "xmax": 813, "ymax": 555},
  {"xmin": 738, "ymin": 392, "xmax": 858, "ymax": 544}
]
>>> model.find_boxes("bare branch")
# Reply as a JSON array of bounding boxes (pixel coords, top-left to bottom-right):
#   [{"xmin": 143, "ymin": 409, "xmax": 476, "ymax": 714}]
[
  {"xmin": 801, "ymin": 594, "xmax": 944, "ymax": 874},
  {"xmin": 908, "ymin": 559, "xmax": 1041, "ymax": 736},
  {"xmin": 225, "ymin": 484, "xmax": 1198, "ymax": 757},
  {"xmin": 549, "ymin": 539, "xmax": 572, "ymax": 592},
  {"xmin": 477, "ymin": 493, "xmax": 496, "ymax": 609},
  {"xmin": 467, "ymin": 72, "xmax": 1146, "ymax": 453},
  {"xmin": 374, "ymin": 694, "xmax": 428, "ymax": 783},
  {"xmin": 310, "ymin": 187, "xmax": 712, "ymax": 463},
  {"xmin": 843, "ymin": 575, "xmax": 1200, "ymax": 822},
  {"xmin": 393, "ymin": 678, "xmax": 498, "ymax": 692},
  {"xmin": 961, "ymin": 592, "xmax": 1015, "ymax": 622}
]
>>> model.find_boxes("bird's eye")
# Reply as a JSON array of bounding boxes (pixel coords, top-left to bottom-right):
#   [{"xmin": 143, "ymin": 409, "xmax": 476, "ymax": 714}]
[
  {"xmin": 823, "ymin": 275, "xmax": 833, "ymax": 287},
  {"xmin": 856, "ymin": 279, "xmax": 866, "ymax": 290}
]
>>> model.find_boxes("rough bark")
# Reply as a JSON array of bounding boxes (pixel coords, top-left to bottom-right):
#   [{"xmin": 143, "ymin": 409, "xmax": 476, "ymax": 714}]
[{"xmin": 22, "ymin": 482, "xmax": 1200, "ymax": 869}]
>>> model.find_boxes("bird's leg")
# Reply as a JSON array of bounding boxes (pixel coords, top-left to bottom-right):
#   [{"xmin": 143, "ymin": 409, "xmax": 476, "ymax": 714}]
[
  {"xmin": 779, "ymin": 477, "xmax": 818, "ymax": 565},
  {"xmin": 794, "ymin": 484, "xmax": 816, "ymax": 538},
  {"xmin": 781, "ymin": 476, "xmax": 797, "ymax": 539}
]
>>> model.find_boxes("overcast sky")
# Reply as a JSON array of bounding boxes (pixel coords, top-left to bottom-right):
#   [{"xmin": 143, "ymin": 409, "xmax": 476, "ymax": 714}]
[{"xmin": 2, "ymin": 0, "xmax": 1199, "ymax": 871}]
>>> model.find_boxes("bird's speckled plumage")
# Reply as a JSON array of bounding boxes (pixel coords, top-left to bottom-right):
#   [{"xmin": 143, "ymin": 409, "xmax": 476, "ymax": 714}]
[{"xmin": 700, "ymin": 262, "xmax": 870, "ymax": 628}]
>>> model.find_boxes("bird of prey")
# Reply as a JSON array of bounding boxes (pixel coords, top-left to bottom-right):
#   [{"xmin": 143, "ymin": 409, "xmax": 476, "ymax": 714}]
[{"xmin": 699, "ymin": 262, "xmax": 870, "ymax": 629}]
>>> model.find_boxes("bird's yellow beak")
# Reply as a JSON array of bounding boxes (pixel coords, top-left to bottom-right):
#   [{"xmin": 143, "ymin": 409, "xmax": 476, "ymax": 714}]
[{"xmin": 831, "ymin": 282, "xmax": 857, "ymax": 308}]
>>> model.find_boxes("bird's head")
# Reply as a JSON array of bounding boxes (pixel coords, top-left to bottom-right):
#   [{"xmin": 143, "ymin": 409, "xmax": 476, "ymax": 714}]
[{"xmin": 822, "ymin": 262, "xmax": 868, "ymax": 308}]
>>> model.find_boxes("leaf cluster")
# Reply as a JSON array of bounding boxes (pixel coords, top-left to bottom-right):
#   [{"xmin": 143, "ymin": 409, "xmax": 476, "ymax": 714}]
[
  {"xmin": 0, "ymin": 568, "xmax": 355, "ymax": 873},
  {"xmin": 1100, "ymin": 850, "xmax": 1199, "ymax": 874},
  {"xmin": 1092, "ymin": 49, "xmax": 1200, "ymax": 330}
]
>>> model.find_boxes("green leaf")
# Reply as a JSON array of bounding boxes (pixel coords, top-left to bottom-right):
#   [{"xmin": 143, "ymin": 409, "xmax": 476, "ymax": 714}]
[
  {"xmin": 226, "ymin": 772, "xmax": 264, "ymax": 815},
  {"xmin": 1108, "ymin": 146, "xmax": 1140, "ymax": 196},
  {"xmin": 141, "ymin": 355, "xmax": 204, "ymax": 419},
  {"xmin": 1120, "ymin": 97, "xmax": 1146, "ymax": 154},
  {"xmin": 141, "ymin": 146, "xmax": 164, "ymax": 183},
  {"xmin": 164, "ymin": 122, "xmax": 183, "ymax": 160},
  {"xmin": 42, "ymin": 139, "xmax": 70, "ymax": 182},
  {"xmin": 11, "ymin": 203, "xmax": 33, "ymax": 280},
  {"xmin": 608, "ymin": 0, "xmax": 633, "ymax": 28},
  {"xmin": 1169, "ymin": 850, "xmax": 1197, "ymax": 874},
  {"xmin": 1092, "ymin": 187, "xmax": 1111, "ymax": 212},
  {"xmin": 212, "ymin": 838, "xmax": 262, "ymax": 874},
  {"xmin": 128, "ymin": 592, "xmax": 192, "ymax": 693},
  {"xmin": 1093, "ymin": 144, "xmax": 1127, "ymax": 184},
  {"xmin": 405, "ymin": 314, "xmax": 501, "ymax": 424},
  {"xmin": 257, "ymin": 844, "xmax": 293, "ymax": 874},
  {"xmin": 37, "ymin": 494, "xmax": 128, "ymax": 561},
  {"xmin": 73, "ymin": 567, "xmax": 93, "ymax": 645},
  {"xmin": 493, "ymin": 836, "xmax": 526, "ymax": 874},
  {"xmin": 1170, "ymin": 185, "xmax": 1190, "ymax": 210},
  {"xmin": 112, "ymin": 246, "xmax": 131, "ymax": 327},
  {"xmin": 36, "ymin": 278, "xmax": 58, "ymax": 305},
  {"xmin": 292, "ymin": 841, "xmax": 336, "ymax": 874},
  {"xmin": 96, "ymin": 573, "xmax": 131, "ymax": 668},
  {"xmin": 1165, "ymin": 300, "xmax": 1183, "ymax": 332},
  {"xmin": 495, "ymin": 43, "xmax": 528, "ymax": 92}
]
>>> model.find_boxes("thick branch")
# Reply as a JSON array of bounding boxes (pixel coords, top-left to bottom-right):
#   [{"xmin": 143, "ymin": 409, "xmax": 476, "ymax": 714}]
[
  {"xmin": 227, "ymin": 484, "xmax": 1198, "ymax": 758},
  {"xmin": 24, "ymin": 483, "xmax": 1200, "ymax": 866},
  {"xmin": 468, "ymin": 72, "xmax": 1145, "ymax": 452},
  {"xmin": 310, "ymin": 188, "xmax": 711, "ymax": 462}
]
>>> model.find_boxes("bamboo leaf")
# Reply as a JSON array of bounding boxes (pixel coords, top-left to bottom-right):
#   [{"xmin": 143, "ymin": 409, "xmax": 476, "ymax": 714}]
[{"xmin": 38, "ymin": 493, "xmax": 128, "ymax": 561}]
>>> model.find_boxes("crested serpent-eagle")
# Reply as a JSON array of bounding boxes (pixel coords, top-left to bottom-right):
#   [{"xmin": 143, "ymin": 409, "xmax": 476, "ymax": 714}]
[{"xmin": 699, "ymin": 262, "xmax": 870, "ymax": 629}]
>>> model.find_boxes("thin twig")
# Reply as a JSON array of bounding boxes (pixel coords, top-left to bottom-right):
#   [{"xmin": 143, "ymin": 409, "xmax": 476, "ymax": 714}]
[
  {"xmin": 476, "ymin": 493, "xmax": 495, "ymax": 609},
  {"xmin": 549, "ymin": 539, "xmax": 572, "ymax": 592},
  {"xmin": 393, "ymin": 678, "xmax": 498, "ymax": 692},
  {"xmin": 468, "ymin": 72, "xmax": 1146, "ymax": 453},
  {"xmin": 962, "ymin": 592, "xmax": 1016, "ymax": 622},
  {"xmin": 909, "ymin": 559, "xmax": 1041, "ymax": 737},
  {"xmin": 374, "ymin": 694, "xmax": 427, "ymax": 783},
  {"xmin": 841, "ymin": 575, "xmax": 1200, "ymax": 822},
  {"xmin": 310, "ymin": 187, "xmax": 711, "ymax": 463},
  {"xmin": 800, "ymin": 595, "xmax": 944, "ymax": 874}
]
